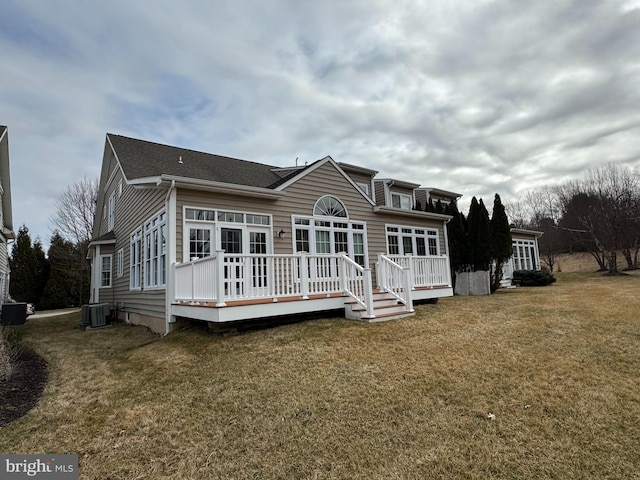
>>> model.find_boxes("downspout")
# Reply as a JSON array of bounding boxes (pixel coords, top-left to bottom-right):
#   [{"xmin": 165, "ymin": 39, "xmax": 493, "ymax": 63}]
[
  {"xmin": 443, "ymin": 217, "xmax": 452, "ymax": 287},
  {"xmin": 164, "ymin": 180, "xmax": 176, "ymax": 335},
  {"xmin": 443, "ymin": 217, "xmax": 451, "ymax": 256}
]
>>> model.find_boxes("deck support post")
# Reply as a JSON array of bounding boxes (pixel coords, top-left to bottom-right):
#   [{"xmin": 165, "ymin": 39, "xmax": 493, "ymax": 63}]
[{"xmin": 215, "ymin": 249, "xmax": 227, "ymax": 307}]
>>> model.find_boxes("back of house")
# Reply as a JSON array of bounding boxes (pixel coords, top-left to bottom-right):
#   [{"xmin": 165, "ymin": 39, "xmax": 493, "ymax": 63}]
[{"xmin": 88, "ymin": 134, "xmax": 460, "ymax": 334}]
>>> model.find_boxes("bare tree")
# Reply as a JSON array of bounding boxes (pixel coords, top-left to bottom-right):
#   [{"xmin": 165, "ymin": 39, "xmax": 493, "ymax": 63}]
[
  {"xmin": 556, "ymin": 164, "xmax": 640, "ymax": 275},
  {"xmin": 50, "ymin": 177, "xmax": 98, "ymax": 304},
  {"xmin": 51, "ymin": 177, "xmax": 98, "ymax": 245}
]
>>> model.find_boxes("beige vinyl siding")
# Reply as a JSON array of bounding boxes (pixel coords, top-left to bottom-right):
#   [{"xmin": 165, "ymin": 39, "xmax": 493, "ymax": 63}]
[
  {"xmin": 102, "ymin": 164, "xmax": 168, "ymax": 319},
  {"xmin": 374, "ymin": 181, "xmax": 385, "ymax": 206},
  {"xmin": 415, "ymin": 189, "xmax": 427, "ymax": 209}
]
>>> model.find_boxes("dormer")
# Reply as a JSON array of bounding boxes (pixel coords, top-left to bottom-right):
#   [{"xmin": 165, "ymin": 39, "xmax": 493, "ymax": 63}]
[
  {"xmin": 373, "ymin": 178, "xmax": 421, "ymax": 210},
  {"xmin": 415, "ymin": 187, "xmax": 462, "ymax": 211},
  {"xmin": 338, "ymin": 162, "xmax": 378, "ymax": 199}
]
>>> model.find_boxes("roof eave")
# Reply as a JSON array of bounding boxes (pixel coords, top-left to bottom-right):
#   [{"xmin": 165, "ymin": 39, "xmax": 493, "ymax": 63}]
[
  {"xmin": 420, "ymin": 187, "xmax": 463, "ymax": 199},
  {"xmin": 373, "ymin": 206, "xmax": 453, "ymax": 221},
  {"xmin": 159, "ymin": 175, "xmax": 286, "ymax": 199},
  {"xmin": 511, "ymin": 228, "xmax": 544, "ymax": 238}
]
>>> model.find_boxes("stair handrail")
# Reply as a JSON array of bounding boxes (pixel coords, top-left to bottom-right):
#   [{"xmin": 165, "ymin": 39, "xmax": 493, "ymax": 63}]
[
  {"xmin": 339, "ymin": 254, "xmax": 375, "ymax": 319},
  {"xmin": 377, "ymin": 254, "xmax": 414, "ymax": 311}
]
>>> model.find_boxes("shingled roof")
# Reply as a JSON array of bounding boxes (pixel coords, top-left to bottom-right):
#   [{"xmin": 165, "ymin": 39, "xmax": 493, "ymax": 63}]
[{"xmin": 108, "ymin": 134, "xmax": 293, "ymax": 189}]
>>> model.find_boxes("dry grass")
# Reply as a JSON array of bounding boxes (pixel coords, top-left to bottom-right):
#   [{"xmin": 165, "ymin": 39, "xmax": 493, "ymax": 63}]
[
  {"xmin": 1, "ymin": 272, "xmax": 639, "ymax": 479},
  {"xmin": 553, "ymin": 251, "xmax": 639, "ymax": 273},
  {"xmin": 0, "ymin": 326, "xmax": 20, "ymax": 381}
]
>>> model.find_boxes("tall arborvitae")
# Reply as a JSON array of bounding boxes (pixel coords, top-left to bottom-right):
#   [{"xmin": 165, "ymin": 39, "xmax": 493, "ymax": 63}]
[
  {"xmin": 467, "ymin": 197, "xmax": 492, "ymax": 271},
  {"xmin": 41, "ymin": 232, "xmax": 83, "ymax": 309},
  {"xmin": 489, "ymin": 194, "xmax": 513, "ymax": 292},
  {"xmin": 446, "ymin": 201, "xmax": 467, "ymax": 274},
  {"xmin": 34, "ymin": 240, "xmax": 49, "ymax": 303},
  {"xmin": 8, "ymin": 226, "xmax": 40, "ymax": 302}
]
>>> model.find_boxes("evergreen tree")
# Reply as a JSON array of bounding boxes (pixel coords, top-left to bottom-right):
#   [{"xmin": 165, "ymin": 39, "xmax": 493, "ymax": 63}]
[
  {"xmin": 466, "ymin": 197, "xmax": 492, "ymax": 271},
  {"xmin": 8, "ymin": 226, "xmax": 41, "ymax": 302},
  {"xmin": 40, "ymin": 232, "xmax": 83, "ymax": 309},
  {"xmin": 435, "ymin": 199, "xmax": 444, "ymax": 214},
  {"xmin": 426, "ymin": 198, "xmax": 435, "ymax": 213},
  {"xmin": 489, "ymin": 194, "xmax": 513, "ymax": 293},
  {"xmin": 414, "ymin": 200, "xmax": 423, "ymax": 211},
  {"xmin": 446, "ymin": 201, "xmax": 467, "ymax": 274},
  {"xmin": 34, "ymin": 240, "xmax": 49, "ymax": 303}
]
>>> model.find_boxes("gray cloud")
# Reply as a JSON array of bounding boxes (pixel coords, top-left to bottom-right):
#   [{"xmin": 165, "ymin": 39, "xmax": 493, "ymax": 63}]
[{"xmin": 1, "ymin": 0, "xmax": 640, "ymax": 244}]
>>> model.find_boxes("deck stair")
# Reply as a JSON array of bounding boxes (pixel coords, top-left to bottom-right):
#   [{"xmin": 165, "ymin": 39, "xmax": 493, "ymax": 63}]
[{"xmin": 344, "ymin": 289, "xmax": 415, "ymax": 322}]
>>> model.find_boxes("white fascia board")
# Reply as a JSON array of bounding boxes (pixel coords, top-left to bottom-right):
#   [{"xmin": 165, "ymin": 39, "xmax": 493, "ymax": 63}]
[
  {"xmin": 159, "ymin": 175, "xmax": 285, "ymax": 199},
  {"xmin": 275, "ymin": 156, "xmax": 376, "ymax": 207},
  {"xmin": 376, "ymin": 178, "xmax": 421, "ymax": 190},
  {"xmin": 373, "ymin": 205, "xmax": 453, "ymax": 222},
  {"xmin": 420, "ymin": 187, "xmax": 463, "ymax": 199},
  {"xmin": 510, "ymin": 228, "xmax": 544, "ymax": 238}
]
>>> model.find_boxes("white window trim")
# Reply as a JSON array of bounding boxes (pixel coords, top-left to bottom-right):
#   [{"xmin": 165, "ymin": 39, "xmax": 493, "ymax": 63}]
[
  {"xmin": 292, "ymin": 215, "xmax": 369, "ymax": 267},
  {"xmin": 116, "ymin": 248, "xmax": 124, "ymax": 278},
  {"xmin": 130, "ymin": 228, "xmax": 142, "ymax": 290},
  {"xmin": 144, "ymin": 211, "xmax": 167, "ymax": 289},
  {"xmin": 182, "ymin": 206, "xmax": 273, "ymax": 261},
  {"xmin": 100, "ymin": 254, "xmax": 112, "ymax": 288},
  {"xmin": 108, "ymin": 192, "xmax": 115, "ymax": 231},
  {"xmin": 385, "ymin": 224, "xmax": 441, "ymax": 256},
  {"xmin": 391, "ymin": 192, "xmax": 413, "ymax": 210},
  {"xmin": 512, "ymin": 239, "xmax": 539, "ymax": 270}
]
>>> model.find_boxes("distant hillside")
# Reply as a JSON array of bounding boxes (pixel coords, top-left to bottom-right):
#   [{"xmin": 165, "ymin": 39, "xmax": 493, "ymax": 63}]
[{"xmin": 549, "ymin": 252, "xmax": 638, "ymax": 273}]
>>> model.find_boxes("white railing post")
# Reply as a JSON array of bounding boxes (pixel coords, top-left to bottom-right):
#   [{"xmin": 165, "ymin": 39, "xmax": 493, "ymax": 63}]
[
  {"xmin": 299, "ymin": 253, "xmax": 309, "ymax": 299},
  {"xmin": 377, "ymin": 253, "xmax": 385, "ymax": 289},
  {"xmin": 190, "ymin": 259, "xmax": 196, "ymax": 303},
  {"xmin": 403, "ymin": 267, "xmax": 414, "ymax": 312},
  {"xmin": 364, "ymin": 268, "xmax": 375, "ymax": 319},
  {"xmin": 407, "ymin": 257, "xmax": 416, "ymax": 290},
  {"xmin": 215, "ymin": 250, "xmax": 226, "ymax": 307},
  {"xmin": 338, "ymin": 253, "xmax": 348, "ymax": 293}
]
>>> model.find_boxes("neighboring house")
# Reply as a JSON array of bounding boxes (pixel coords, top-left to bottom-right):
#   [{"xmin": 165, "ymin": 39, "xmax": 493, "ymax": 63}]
[
  {"xmin": 88, "ymin": 134, "xmax": 455, "ymax": 335},
  {"xmin": 501, "ymin": 228, "xmax": 543, "ymax": 287},
  {"xmin": 0, "ymin": 126, "xmax": 15, "ymax": 303}
]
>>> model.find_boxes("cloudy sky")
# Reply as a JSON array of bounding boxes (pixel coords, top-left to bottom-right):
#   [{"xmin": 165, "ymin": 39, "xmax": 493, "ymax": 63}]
[{"xmin": 2, "ymin": 0, "xmax": 640, "ymax": 247}]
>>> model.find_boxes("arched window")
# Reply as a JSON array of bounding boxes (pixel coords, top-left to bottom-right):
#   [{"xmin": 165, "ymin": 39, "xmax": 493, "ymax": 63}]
[{"xmin": 313, "ymin": 195, "xmax": 347, "ymax": 218}]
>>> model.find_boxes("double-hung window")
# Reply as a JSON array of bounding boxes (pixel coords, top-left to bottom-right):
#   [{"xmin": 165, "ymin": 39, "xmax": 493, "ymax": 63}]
[
  {"xmin": 386, "ymin": 225, "xmax": 440, "ymax": 256},
  {"xmin": 116, "ymin": 249, "xmax": 124, "ymax": 277},
  {"xmin": 100, "ymin": 255, "xmax": 112, "ymax": 288},
  {"xmin": 144, "ymin": 212, "xmax": 167, "ymax": 288},
  {"xmin": 130, "ymin": 229, "xmax": 142, "ymax": 289},
  {"xmin": 391, "ymin": 192, "xmax": 412, "ymax": 210},
  {"xmin": 108, "ymin": 192, "xmax": 115, "ymax": 231}
]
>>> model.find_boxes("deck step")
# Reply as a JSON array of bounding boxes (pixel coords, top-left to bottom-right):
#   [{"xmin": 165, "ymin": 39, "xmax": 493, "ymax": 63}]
[{"xmin": 344, "ymin": 290, "xmax": 414, "ymax": 322}]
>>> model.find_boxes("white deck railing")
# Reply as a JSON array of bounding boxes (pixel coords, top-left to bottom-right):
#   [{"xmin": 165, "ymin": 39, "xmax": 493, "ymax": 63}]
[
  {"xmin": 174, "ymin": 251, "xmax": 370, "ymax": 305},
  {"xmin": 386, "ymin": 254, "xmax": 452, "ymax": 288},
  {"xmin": 174, "ymin": 252, "xmax": 450, "ymax": 315},
  {"xmin": 377, "ymin": 255, "xmax": 413, "ymax": 310}
]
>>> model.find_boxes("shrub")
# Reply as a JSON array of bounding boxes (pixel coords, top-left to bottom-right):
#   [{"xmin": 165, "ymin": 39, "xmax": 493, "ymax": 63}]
[
  {"xmin": 0, "ymin": 327, "xmax": 21, "ymax": 381},
  {"xmin": 512, "ymin": 269, "xmax": 557, "ymax": 287}
]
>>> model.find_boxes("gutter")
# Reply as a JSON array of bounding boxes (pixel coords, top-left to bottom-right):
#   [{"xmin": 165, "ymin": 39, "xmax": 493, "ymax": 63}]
[{"xmin": 130, "ymin": 175, "xmax": 285, "ymax": 199}]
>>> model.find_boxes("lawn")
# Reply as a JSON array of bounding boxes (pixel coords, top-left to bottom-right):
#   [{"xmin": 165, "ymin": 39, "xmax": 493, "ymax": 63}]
[{"xmin": 1, "ymin": 272, "xmax": 639, "ymax": 479}]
